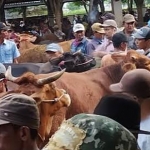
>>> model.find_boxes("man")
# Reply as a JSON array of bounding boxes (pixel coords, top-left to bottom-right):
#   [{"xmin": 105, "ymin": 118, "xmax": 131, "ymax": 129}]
[
  {"xmin": 71, "ymin": 23, "xmax": 89, "ymax": 54},
  {"xmin": 94, "ymin": 93, "xmax": 147, "ymax": 139},
  {"xmin": 43, "ymin": 113, "xmax": 138, "ymax": 150},
  {"xmin": 39, "ymin": 43, "xmax": 63, "ymax": 73},
  {"xmin": 86, "ymin": 23, "xmax": 105, "ymax": 55},
  {"xmin": 93, "ymin": 19, "xmax": 117, "ymax": 58},
  {"xmin": 0, "ymin": 22, "xmax": 20, "ymax": 63},
  {"xmin": 40, "ymin": 43, "xmax": 95, "ymax": 73},
  {"xmin": 109, "ymin": 69, "xmax": 150, "ymax": 150},
  {"xmin": 134, "ymin": 27, "xmax": 150, "ymax": 57},
  {"xmin": 119, "ymin": 14, "xmax": 137, "ymax": 49},
  {"xmin": 100, "ymin": 33, "xmax": 128, "ymax": 67},
  {"xmin": 0, "ymin": 93, "xmax": 40, "ymax": 150},
  {"xmin": 53, "ymin": 25, "xmax": 65, "ymax": 41}
]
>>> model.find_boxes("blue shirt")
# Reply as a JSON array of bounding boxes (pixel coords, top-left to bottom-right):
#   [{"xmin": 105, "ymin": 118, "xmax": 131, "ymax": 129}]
[
  {"xmin": 71, "ymin": 37, "xmax": 89, "ymax": 54},
  {"xmin": 0, "ymin": 39, "xmax": 20, "ymax": 63},
  {"xmin": 86, "ymin": 37, "xmax": 102, "ymax": 55}
]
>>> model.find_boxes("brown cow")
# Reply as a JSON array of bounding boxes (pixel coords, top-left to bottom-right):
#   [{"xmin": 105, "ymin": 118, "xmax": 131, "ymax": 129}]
[
  {"xmin": 5, "ymin": 68, "xmax": 71, "ymax": 148},
  {"xmin": 5, "ymin": 50, "xmax": 150, "ymax": 148},
  {"xmin": 18, "ymin": 34, "xmax": 73, "ymax": 63}
]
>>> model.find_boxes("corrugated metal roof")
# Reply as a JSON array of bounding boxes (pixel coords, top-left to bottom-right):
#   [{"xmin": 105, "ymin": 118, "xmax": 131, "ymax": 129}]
[
  {"xmin": 4, "ymin": 0, "xmax": 83, "ymax": 8},
  {"xmin": 5, "ymin": 1, "xmax": 45, "ymax": 8}
]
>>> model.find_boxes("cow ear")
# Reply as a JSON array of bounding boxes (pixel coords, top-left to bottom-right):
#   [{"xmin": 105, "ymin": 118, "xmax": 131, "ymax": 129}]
[
  {"xmin": 122, "ymin": 63, "xmax": 136, "ymax": 72},
  {"xmin": 130, "ymin": 55, "xmax": 137, "ymax": 63},
  {"xmin": 111, "ymin": 52, "xmax": 127, "ymax": 62}
]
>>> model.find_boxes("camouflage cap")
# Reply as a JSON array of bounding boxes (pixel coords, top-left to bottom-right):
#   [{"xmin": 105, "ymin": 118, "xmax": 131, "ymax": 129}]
[{"xmin": 43, "ymin": 114, "xmax": 138, "ymax": 150}]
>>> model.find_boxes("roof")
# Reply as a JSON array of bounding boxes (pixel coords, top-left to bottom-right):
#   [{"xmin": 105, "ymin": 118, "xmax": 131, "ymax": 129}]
[{"xmin": 4, "ymin": 0, "xmax": 82, "ymax": 8}]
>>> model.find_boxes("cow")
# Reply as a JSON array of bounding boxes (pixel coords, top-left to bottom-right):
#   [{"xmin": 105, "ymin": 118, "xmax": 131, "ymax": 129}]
[
  {"xmin": 18, "ymin": 36, "xmax": 73, "ymax": 63},
  {"xmin": 4, "ymin": 68, "xmax": 71, "ymax": 148},
  {"xmin": 5, "ymin": 50, "xmax": 150, "ymax": 148}
]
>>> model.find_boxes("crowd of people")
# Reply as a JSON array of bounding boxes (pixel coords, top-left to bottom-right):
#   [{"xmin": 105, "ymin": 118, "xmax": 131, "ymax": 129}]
[{"xmin": 0, "ymin": 11, "xmax": 150, "ymax": 150}]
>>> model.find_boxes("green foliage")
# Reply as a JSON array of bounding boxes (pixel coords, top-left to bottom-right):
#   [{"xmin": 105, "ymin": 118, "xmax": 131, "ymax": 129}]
[
  {"xmin": 66, "ymin": 2, "xmax": 83, "ymax": 10},
  {"xmin": 6, "ymin": 7, "xmax": 22, "ymax": 14},
  {"xmin": 63, "ymin": 9, "xmax": 86, "ymax": 16}
]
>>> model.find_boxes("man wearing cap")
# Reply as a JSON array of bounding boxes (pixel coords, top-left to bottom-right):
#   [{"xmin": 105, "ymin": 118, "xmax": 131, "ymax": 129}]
[
  {"xmin": 101, "ymin": 33, "xmax": 128, "ymax": 67},
  {"xmin": 134, "ymin": 27, "xmax": 150, "ymax": 58},
  {"xmin": 39, "ymin": 43, "xmax": 63, "ymax": 73},
  {"xmin": 0, "ymin": 22, "xmax": 20, "ymax": 63},
  {"xmin": 86, "ymin": 23, "xmax": 105, "ymax": 55},
  {"xmin": 43, "ymin": 113, "xmax": 138, "ymax": 150},
  {"xmin": 109, "ymin": 69, "xmax": 150, "ymax": 150},
  {"xmin": 93, "ymin": 19, "xmax": 117, "ymax": 58},
  {"xmin": 119, "ymin": 14, "xmax": 137, "ymax": 50},
  {"xmin": 71, "ymin": 23, "xmax": 89, "ymax": 54},
  {"xmin": 0, "ymin": 93, "xmax": 40, "ymax": 150},
  {"xmin": 94, "ymin": 93, "xmax": 142, "ymax": 139}
]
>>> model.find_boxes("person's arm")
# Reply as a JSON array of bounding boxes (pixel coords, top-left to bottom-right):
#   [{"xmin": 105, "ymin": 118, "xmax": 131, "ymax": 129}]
[
  {"xmin": 92, "ymin": 43, "xmax": 110, "ymax": 58},
  {"xmin": 86, "ymin": 42, "xmax": 95, "ymax": 56}
]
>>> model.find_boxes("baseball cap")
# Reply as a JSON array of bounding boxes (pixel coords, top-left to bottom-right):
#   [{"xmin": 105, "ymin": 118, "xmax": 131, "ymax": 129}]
[
  {"xmin": 101, "ymin": 12, "xmax": 115, "ymax": 20},
  {"xmin": 110, "ymin": 69, "xmax": 150, "ymax": 99},
  {"xmin": 43, "ymin": 114, "xmax": 138, "ymax": 150},
  {"xmin": 123, "ymin": 14, "xmax": 135, "ymax": 23},
  {"xmin": 134, "ymin": 27, "xmax": 150, "ymax": 39},
  {"xmin": 73, "ymin": 23, "xmax": 85, "ymax": 32},
  {"xmin": 46, "ymin": 43, "xmax": 64, "ymax": 53},
  {"xmin": 0, "ymin": 93, "xmax": 40, "ymax": 129},
  {"xmin": 0, "ymin": 22, "xmax": 9, "ymax": 30},
  {"xmin": 112, "ymin": 32, "xmax": 128, "ymax": 47},
  {"xmin": 91, "ymin": 23, "xmax": 105, "ymax": 34},
  {"xmin": 101, "ymin": 19, "xmax": 117, "ymax": 28}
]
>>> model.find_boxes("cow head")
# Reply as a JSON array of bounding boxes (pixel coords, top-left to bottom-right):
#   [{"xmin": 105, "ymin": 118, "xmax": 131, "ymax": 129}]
[
  {"xmin": 5, "ymin": 67, "xmax": 71, "ymax": 144},
  {"xmin": 111, "ymin": 50, "xmax": 150, "ymax": 71}
]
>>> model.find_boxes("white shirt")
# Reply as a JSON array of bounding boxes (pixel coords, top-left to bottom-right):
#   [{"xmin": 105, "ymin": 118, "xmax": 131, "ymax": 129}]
[{"xmin": 138, "ymin": 116, "xmax": 150, "ymax": 150}]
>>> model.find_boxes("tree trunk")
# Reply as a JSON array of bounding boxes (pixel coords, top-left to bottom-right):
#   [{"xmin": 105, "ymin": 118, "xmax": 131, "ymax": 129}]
[
  {"xmin": 0, "ymin": 0, "xmax": 4, "ymax": 8},
  {"xmin": 136, "ymin": 5, "xmax": 143, "ymax": 22},
  {"xmin": 22, "ymin": 7, "xmax": 26, "ymax": 22},
  {"xmin": 0, "ymin": 2, "xmax": 5, "ymax": 22},
  {"xmin": 134, "ymin": 0, "xmax": 144, "ymax": 22},
  {"xmin": 89, "ymin": 0, "xmax": 94, "ymax": 13},
  {"xmin": 47, "ymin": 0, "xmax": 62, "ymax": 29},
  {"xmin": 99, "ymin": 0, "xmax": 105, "ymax": 13}
]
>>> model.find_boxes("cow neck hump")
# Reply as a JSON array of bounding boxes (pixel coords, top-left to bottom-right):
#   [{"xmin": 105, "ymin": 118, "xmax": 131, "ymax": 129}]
[{"xmin": 103, "ymin": 63, "xmax": 125, "ymax": 84}]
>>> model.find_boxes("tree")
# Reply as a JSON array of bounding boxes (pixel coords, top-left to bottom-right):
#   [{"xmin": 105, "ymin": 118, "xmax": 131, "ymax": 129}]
[
  {"xmin": 0, "ymin": 0, "xmax": 5, "ymax": 22},
  {"xmin": 134, "ymin": 0, "xmax": 144, "ymax": 22}
]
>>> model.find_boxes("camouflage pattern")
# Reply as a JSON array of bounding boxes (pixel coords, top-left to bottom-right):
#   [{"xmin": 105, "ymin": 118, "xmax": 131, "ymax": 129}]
[{"xmin": 43, "ymin": 114, "xmax": 138, "ymax": 150}]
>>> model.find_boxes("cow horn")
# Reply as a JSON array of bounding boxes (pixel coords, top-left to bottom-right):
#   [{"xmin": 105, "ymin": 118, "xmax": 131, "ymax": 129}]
[
  {"xmin": 5, "ymin": 66, "xmax": 18, "ymax": 82},
  {"xmin": 37, "ymin": 69, "xmax": 66, "ymax": 86}
]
